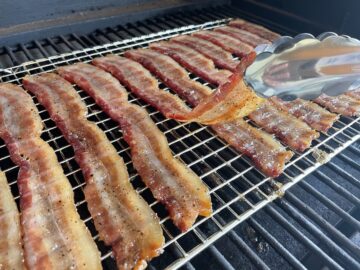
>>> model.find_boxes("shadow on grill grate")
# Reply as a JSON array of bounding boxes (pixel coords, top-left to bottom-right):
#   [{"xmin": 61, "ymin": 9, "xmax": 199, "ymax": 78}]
[{"xmin": 0, "ymin": 5, "xmax": 359, "ymax": 270}]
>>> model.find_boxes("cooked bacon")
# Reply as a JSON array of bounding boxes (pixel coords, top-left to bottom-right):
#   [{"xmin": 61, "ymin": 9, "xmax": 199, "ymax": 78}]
[
  {"xmin": 0, "ymin": 83, "xmax": 101, "ymax": 270},
  {"xmin": 171, "ymin": 35, "xmax": 239, "ymax": 71},
  {"xmin": 228, "ymin": 19, "xmax": 281, "ymax": 41},
  {"xmin": 192, "ymin": 30, "xmax": 253, "ymax": 57},
  {"xmin": 214, "ymin": 26, "xmax": 270, "ymax": 47},
  {"xmin": 269, "ymin": 97, "xmax": 339, "ymax": 132},
  {"xmin": 93, "ymin": 53, "xmax": 262, "ymax": 124},
  {"xmin": 346, "ymin": 88, "xmax": 360, "ymax": 100},
  {"xmin": 23, "ymin": 73, "xmax": 164, "ymax": 270},
  {"xmin": 212, "ymin": 119, "xmax": 293, "ymax": 177},
  {"xmin": 314, "ymin": 94, "xmax": 360, "ymax": 117},
  {"xmin": 57, "ymin": 63, "xmax": 212, "ymax": 231},
  {"xmin": 0, "ymin": 171, "xmax": 25, "ymax": 270},
  {"xmin": 125, "ymin": 49, "xmax": 292, "ymax": 177},
  {"xmin": 149, "ymin": 41, "xmax": 232, "ymax": 85},
  {"xmin": 249, "ymin": 101, "xmax": 319, "ymax": 152}
]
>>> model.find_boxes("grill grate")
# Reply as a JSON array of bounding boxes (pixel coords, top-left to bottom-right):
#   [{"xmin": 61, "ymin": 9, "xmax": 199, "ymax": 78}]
[{"xmin": 0, "ymin": 11, "xmax": 359, "ymax": 270}]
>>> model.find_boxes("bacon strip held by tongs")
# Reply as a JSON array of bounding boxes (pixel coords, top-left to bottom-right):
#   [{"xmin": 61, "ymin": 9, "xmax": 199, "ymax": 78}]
[
  {"xmin": 192, "ymin": 30, "xmax": 253, "ymax": 58},
  {"xmin": 171, "ymin": 35, "xmax": 239, "ymax": 71},
  {"xmin": 249, "ymin": 101, "xmax": 319, "ymax": 152},
  {"xmin": 228, "ymin": 19, "xmax": 281, "ymax": 41},
  {"xmin": 57, "ymin": 63, "xmax": 212, "ymax": 231},
  {"xmin": 214, "ymin": 26, "xmax": 271, "ymax": 47},
  {"xmin": 126, "ymin": 50, "xmax": 292, "ymax": 177},
  {"xmin": 269, "ymin": 97, "xmax": 339, "ymax": 132},
  {"xmin": 0, "ymin": 171, "xmax": 25, "ymax": 270},
  {"xmin": 149, "ymin": 41, "xmax": 232, "ymax": 85},
  {"xmin": 0, "ymin": 83, "xmax": 102, "ymax": 270},
  {"xmin": 23, "ymin": 73, "xmax": 164, "ymax": 270},
  {"xmin": 93, "ymin": 52, "xmax": 262, "ymax": 124},
  {"xmin": 314, "ymin": 93, "xmax": 360, "ymax": 117}
]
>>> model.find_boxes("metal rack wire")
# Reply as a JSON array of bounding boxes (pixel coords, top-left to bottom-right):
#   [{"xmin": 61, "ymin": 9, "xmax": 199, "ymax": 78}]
[{"xmin": 0, "ymin": 18, "xmax": 359, "ymax": 270}]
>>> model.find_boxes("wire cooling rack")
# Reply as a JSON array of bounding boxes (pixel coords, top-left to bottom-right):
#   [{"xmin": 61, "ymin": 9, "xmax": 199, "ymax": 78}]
[{"xmin": 0, "ymin": 18, "xmax": 359, "ymax": 269}]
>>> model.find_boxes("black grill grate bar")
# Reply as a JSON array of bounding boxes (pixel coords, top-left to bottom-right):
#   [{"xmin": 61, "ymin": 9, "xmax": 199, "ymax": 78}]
[
  {"xmin": 264, "ymin": 205, "xmax": 344, "ymax": 269},
  {"xmin": 327, "ymin": 163, "xmax": 360, "ymax": 189},
  {"xmin": 284, "ymin": 192, "xmax": 360, "ymax": 258},
  {"xmin": 276, "ymin": 195, "xmax": 360, "ymax": 269},
  {"xmin": 314, "ymin": 170, "xmax": 360, "ymax": 206},
  {"xmin": 227, "ymin": 231, "xmax": 271, "ymax": 270},
  {"xmin": 207, "ymin": 246, "xmax": 236, "ymax": 270},
  {"xmin": 245, "ymin": 218, "xmax": 306, "ymax": 270},
  {"xmin": 298, "ymin": 181, "xmax": 360, "ymax": 229}
]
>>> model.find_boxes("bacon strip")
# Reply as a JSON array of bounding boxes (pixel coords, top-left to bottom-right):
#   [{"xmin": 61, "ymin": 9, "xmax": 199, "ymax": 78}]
[
  {"xmin": 93, "ymin": 53, "xmax": 262, "ymax": 124},
  {"xmin": 171, "ymin": 35, "xmax": 239, "ymax": 71},
  {"xmin": 212, "ymin": 119, "xmax": 293, "ymax": 177},
  {"xmin": 126, "ymin": 49, "xmax": 292, "ymax": 177},
  {"xmin": 0, "ymin": 83, "xmax": 101, "ymax": 270},
  {"xmin": 57, "ymin": 63, "xmax": 212, "ymax": 231},
  {"xmin": 249, "ymin": 101, "xmax": 319, "ymax": 152},
  {"xmin": 214, "ymin": 26, "xmax": 270, "ymax": 47},
  {"xmin": 346, "ymin": 88, "xmax": 360, "ymax": 100},
  {"xmin": 23, "ymin": 73, "xmax": 164, "ymax": 270},
  {"xmin": 125, "ymin": 49, "xmax": 211, "ymax": 106},
  {"xmin": 149, "ymin": 41, "xmax": 232, "ymax": 85},
  {"xmin": 192, "ymin": 30, "xmax": 253, "ymax": 57},
  {"xmin": 228, "ymin": 19, "xmax": 281, "ymax": 41},
  {"xmin": 269, "ymin": 97, "xmax": 339, "ymax": 132},
  {"xmin": 0, "ymin": 171, "xmax": 25, "ymax": 270},
  {"xmin": 314, "ymin": 94, "xmax": 360, "ymax": 117}
]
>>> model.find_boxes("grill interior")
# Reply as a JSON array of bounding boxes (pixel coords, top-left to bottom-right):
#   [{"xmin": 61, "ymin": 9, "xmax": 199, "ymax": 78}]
[{"xmin": 0, "ymin": 4, "xmax": 359, "ymax": 270}]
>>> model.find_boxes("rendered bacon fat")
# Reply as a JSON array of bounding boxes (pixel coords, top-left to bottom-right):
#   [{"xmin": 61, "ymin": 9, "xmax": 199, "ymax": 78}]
[
  {"xmin": 269, "ymin": 97, "xmax": 339, "ymax": 132},
  {"xmin": 249, "ymin": 101, "xmax": 319, "ymax": 152},
  {"xmin": 0, "ymin": 171, "xmax": 25, "ymax": 270},
  {"xmin": 0, "ymin": 83, "xmax": 101, "ymax": 270},
  {"xmin": 57, "ymin": 63, "xmax": 212, "ymax": 231},
  {"xmin": 93, "ymin": 53, "xmax": 262, "ymax": 124},
  {"xmin": 149, "ymin": 41, "xmax": 232, "ymax": 85},
  {"xmin": 23, "ymin": 73, "xmax": 164, "ymax": 270},
  {"xmin": 126, "ymin": 49, "xmax": 292, "ymax": 177},
  {"xmin": 314, "ymin": 94, "xmax": 360, "ymax": 116},
  {"xmin": 192, "ymin": 30, "xmax": 253, "ymax": 57},
  {"xmin": 228, "ymin": 19, "xmax": 281, "ymax": 41},
  {"xmin": 171, "ymin": 35, "xmax": 239, "ymax": 71},
  {"xmin": 214, "ymin": 26, "xmax": 270, "ymax": 47}
]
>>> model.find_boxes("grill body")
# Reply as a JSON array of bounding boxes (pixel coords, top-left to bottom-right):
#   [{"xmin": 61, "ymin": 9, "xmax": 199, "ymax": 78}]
[{"xmin": 0, "ymin": 3, "xmax": 359, "ymax": 270}]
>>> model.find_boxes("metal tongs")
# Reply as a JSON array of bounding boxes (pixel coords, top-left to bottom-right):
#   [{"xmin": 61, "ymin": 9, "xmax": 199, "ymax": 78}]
[{"xmin": 245, "ymin": 32, "xmax": 360, "ymax": 100}]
